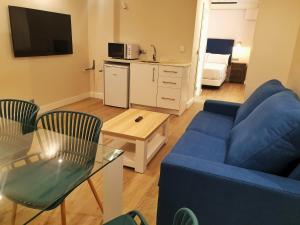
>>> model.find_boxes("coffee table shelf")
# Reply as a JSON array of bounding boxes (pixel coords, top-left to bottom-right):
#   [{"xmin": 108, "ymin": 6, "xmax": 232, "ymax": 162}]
[{"xmin": 101, "ymin": 109, "xmax": 170, "ymax": 173}]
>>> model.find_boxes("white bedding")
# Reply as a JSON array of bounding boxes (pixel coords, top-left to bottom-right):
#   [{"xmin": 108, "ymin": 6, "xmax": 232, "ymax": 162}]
[{"xmin": 203, "ymin": 62, "xmax": 227, "ymax": 80}]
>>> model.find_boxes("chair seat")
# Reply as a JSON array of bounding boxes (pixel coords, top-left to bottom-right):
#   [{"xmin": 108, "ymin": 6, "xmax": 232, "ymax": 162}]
[
  {"xmin": 171, "ymin": 130, "xmax": 227, "ymax": 163},
  {"xmin": 104, "ymin": 215, "xmax": 138, "ymax": 225},
  {"xmin": 4, "ymin": 159, "xmax": 91, "ymax": 210},
  {"xmin": 187, "ymin": 111, "xmax": 234, "ymax": 140}
]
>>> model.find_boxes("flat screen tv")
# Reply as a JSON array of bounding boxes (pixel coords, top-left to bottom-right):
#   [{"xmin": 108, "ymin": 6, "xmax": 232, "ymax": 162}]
[{"xmin": 8, "ymin": 6, "xmax": 73, "ymax": 57}]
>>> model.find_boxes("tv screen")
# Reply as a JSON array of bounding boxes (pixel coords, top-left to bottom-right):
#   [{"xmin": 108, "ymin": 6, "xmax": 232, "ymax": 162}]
[{"xmin": 8, "ymin": 6, "xmax": 73, "ymax": 57}]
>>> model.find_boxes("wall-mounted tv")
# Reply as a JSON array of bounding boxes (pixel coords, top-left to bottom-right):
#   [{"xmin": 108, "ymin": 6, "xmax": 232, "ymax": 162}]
[{"xmin": 8, "ymin": 6, "xmax": 73, "ymax": 57}]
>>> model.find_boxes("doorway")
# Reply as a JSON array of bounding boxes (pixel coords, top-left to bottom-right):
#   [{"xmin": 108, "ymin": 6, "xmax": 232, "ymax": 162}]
[{"xmin": 194, "ymin": 0, "xmax": 259, "ymax": 96}]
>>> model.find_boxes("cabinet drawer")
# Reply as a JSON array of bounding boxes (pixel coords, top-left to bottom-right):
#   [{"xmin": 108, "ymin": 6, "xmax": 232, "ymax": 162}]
[
  {"xmin": 158, "ymin": 77, "xmax": 182, "ymax": 89},
  {"xmin": 159, "ymin": 65, "xmax": 183, "ymax": 78},
  {"xmin": 157, "ymin": 87, "xmax": 181, "ymax": 110}
]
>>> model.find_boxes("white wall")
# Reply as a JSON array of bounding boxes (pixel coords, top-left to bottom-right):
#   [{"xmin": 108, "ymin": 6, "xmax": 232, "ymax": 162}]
[
  {"xmin": 207, "ymin": 9, "xmax": 257, "ymax": 62},
  {"xmin": 194, "ymin": 0, "xmax": 209, "ymax": 96},
  {"xmin": 246, "ymin": 0, "xmax": 300, "ymax": 96}
]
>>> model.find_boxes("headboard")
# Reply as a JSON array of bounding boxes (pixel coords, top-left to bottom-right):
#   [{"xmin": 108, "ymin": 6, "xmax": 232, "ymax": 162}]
[{"xmin": 206, "ymin": 38, "xmax": 235, "ymax": 63}]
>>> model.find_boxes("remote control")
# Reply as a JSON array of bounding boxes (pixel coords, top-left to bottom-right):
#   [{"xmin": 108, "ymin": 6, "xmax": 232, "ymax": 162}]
[{"xmin": 135, "ymin": 116, "xmax": 143, "ymax": 122}]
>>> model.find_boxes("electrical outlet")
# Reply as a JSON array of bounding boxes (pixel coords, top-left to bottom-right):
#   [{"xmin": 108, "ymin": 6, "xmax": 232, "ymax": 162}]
[{"xmin": 179, "ymin": 45, "xmax": 185, "ymax": 53}]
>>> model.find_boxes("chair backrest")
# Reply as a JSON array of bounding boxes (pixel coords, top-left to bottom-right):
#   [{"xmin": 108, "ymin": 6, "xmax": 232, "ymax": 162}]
[
  {"xmin": 36, "ymin": 111, "xmax": 103, "ymax": 168},
  {"xmin": 173, "ymin": 208, "xmax": 199, "ymax": 225},
  {"xmin": 36, "ymin": 111, "xmax": 103, "ymax": 143},
  {"xmin": 0, "ymin": 99, "xmax": 39, "ymax": 134},
  {"xmin": 0, "ymin": 99, "xmax": 39, "ymax": 125}
]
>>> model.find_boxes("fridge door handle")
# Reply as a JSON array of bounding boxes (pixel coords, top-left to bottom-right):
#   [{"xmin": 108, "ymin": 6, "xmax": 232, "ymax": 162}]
[{"xmin": 152, "ymin": 67, "xmax": 155, "ymax": 82}]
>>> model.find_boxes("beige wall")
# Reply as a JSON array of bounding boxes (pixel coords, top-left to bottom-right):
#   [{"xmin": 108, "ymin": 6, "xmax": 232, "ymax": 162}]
[
  {"xmin": 88, "ymin": 0, "xmax": 198, "ymax": 94},
  {"xmin": 0, "ymin": 0, "xmax": 90, "ymax": 106},
  {"xmin": 87, "ymin": 0, "xmax": 115, "ymax": 94},
  {"xmin": 0, "ymin": 0, "xmax": 198, "ymax": 104},
  {"xmin": 288, "ymin": 25, "xmax": 300, "ymax": 96},
  {"xmin": 246, "ymin": 0, "xmax": 300, "ymax": 96},
  {"xmin": 114, "ymin": 0, "xmax": 197, "ymax": 63}
]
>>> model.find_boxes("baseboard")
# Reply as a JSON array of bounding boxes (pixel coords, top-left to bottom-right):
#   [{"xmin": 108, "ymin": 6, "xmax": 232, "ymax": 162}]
[
  {"xmin": 195, "ymin": 88, "xmax": 202, "ymax": 97},
  {"xmin": 186, "ymin": 97, "xmax": 195, "ymax": 108},
  {"xmin": 91, "ymin": 92, "xmax": 104, "ymax": 99},
  {"xmin": 39, "ymin": 92, "xmax": 91, "ymax": 114}
]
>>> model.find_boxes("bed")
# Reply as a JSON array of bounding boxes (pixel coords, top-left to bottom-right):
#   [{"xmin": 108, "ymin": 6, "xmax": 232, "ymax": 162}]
[{"xmin": 202, "ymin": 38, "xmax": 234, "ymax": 87}]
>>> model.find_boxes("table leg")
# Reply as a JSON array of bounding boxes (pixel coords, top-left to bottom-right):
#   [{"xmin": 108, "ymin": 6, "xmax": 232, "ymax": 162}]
[
  {"xmin": 61, "ymin": 200, "xmax": 67, "ymax": 225},
  {"xmin": 103, "ymin": 155, "xmax": 123, "ymax": 222},
  {"xmin": 135, "ymin": 140, "xmax": 147, "ymax": 173},
  {"xmin": 11, "ymin": 203, "xmax": 17, "ymax": 225},
  {"xmin": 87, "ymin": 178, "xmax": 104, "ymax": 213}
]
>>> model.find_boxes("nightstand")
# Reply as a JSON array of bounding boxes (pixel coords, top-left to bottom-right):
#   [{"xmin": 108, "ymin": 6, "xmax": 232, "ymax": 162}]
[{"xmin": 230, "ymin": 62, "xmax": 247, "ymax": 84}]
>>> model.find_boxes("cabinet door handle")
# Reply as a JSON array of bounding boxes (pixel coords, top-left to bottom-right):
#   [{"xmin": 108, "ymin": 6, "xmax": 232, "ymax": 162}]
[
  {"xmin": 152, "ymin": 67, "xmax": 155, "ymax": 82},
  {"xmin": 163, "ymin": 70, "xmax": 178, "ymax": 74},
  {"xmin": 162, "ymin": 97, "xmax": 175, "ymax": 101},
  {"xmin": 162, "ymin": 81, "xmax": 177, "ymax": 85}
]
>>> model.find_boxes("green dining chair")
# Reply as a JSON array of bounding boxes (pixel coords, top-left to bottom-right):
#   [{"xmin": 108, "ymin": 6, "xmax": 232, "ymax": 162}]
[
  {"xmin": 104, "ymin": 208, "xmax": 198, "ymax": 225},
  {"xmin": 173, "ymin": 208, "xmax": 199, "ymax": 225},
  {"xmin": 104, "ymin": 210, "xmax": 148, "ymax": 225},
  {"xmin": 0, "ymin": 99, "xmax": 39, "ymax": 133},
  {"xmin": 4, "ymin": 111, "xmax": 103, "ymax": 225},
  {"xmin": 0, "ymin": 99, "xmax": 39, "ymax": 163}
]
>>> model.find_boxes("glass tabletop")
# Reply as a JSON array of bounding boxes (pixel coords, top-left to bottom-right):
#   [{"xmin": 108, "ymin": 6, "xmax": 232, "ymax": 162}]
[{"xmin": 0, "ymin": 118, "xmax": 123, "ymax": 225}]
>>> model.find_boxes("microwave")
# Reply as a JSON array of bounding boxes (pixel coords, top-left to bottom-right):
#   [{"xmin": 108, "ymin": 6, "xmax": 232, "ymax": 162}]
[{"xmin": 108, "ymin": 43, "xmax": 140, "ymax": 60}]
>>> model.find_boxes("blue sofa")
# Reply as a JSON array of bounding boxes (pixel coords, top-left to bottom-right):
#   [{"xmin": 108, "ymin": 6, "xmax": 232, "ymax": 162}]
[{"xmin": 157, "ymin": 80, "xmax": 300, "ymax": 225}]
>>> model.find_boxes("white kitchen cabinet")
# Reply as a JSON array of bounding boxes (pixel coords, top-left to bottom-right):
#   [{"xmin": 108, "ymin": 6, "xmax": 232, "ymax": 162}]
[
  {"xmin": 104, "ymin": 58, "xmax": 192, "ymax": 115},
  {"xmin": 130, "ymin": 63, "xmax": 159, "ymax": 107},
  {"xmin": 157, "ymin": 65, "xmax": 190, "ymax": 114},
  {"xmin": 157, "ymin": 87, "xmax": 181, "ymax": 110}
]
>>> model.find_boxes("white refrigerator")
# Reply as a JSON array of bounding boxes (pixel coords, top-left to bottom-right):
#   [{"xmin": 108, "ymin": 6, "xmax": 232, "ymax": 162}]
[{"xmin": 104, "ymin": 64, "xmax": 129, "ymax": 108}]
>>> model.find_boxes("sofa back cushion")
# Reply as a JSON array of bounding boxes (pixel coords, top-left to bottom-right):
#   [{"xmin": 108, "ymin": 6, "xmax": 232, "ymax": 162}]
[
  {"xmin": 234, "ymin": 80, "xmax": 286, "ymax": 125},
  {"xmin": 226, "ymin": 91, "xmax": 300, "ymax": 175}
]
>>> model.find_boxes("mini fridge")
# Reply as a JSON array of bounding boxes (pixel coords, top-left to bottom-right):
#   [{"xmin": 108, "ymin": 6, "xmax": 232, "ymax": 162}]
[{"xmin": 104, "ymin": 63, "xmax": 129, "ymax": 108}]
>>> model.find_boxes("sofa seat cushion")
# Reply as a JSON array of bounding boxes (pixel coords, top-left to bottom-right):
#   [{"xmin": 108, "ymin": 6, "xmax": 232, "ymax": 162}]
[
  {"xmin": 234, "ymin": 80, "xmax": 286, "ymax": 126},
  {"xmin": 227, "ymin": 91, "xmax": 300, "ymax": 175},
  {"xmin": 172, "ymin": 130, "xmax": 227, "ymax": 162},
  {"xmin": 187, "ymin": 111, "xmax": 234, "ymax": 140}
]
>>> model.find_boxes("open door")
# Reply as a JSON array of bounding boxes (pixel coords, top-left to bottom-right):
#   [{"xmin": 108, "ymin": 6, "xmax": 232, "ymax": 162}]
[{"xmin": 195, "ymin": 0, "xmax": 210, "ymax": 96}]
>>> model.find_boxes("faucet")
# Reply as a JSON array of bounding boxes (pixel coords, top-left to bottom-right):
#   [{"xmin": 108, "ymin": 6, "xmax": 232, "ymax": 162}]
[{"xmin": 150, "ymin": 44, "xmax": 157, "ymax": 62}]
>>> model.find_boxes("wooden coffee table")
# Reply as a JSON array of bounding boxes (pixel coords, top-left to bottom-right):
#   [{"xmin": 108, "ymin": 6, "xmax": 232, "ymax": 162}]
[{"xmin": 101, "ymin": 109, "xmax": 170, "ymax": 173}]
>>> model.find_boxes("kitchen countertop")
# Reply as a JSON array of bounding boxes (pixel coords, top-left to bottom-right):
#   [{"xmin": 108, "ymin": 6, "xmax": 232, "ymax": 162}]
[{"xmin": 104, "ymin": 58, "xmax": 191, "ymax": 67}]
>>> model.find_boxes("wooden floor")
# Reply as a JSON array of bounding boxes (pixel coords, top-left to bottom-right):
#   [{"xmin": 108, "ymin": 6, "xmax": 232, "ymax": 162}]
[{"xmin": 29, "ymin": 83, "xmax": 245, "ymax": 225}]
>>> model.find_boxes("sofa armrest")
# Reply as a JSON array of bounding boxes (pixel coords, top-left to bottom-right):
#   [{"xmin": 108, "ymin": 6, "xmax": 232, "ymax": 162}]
[
  {"xmin": 157, "ymin": 153, "xmax": 300, "ymax": 225},
  {"xmin": 204, "ymin": 100, "xmax": 241, "ymax": 117}
]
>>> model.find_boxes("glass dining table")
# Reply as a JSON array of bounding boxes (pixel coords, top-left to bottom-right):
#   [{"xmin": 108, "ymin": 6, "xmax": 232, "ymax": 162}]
[{"xmin": 0, "ymin": 118, "xmax": 123, "ymax": 224}]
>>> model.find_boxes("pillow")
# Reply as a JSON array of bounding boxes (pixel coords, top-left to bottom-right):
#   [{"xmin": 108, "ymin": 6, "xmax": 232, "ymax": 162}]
[
  {"xmin": 206, "ymin": 53, "xmax": 230, "ymax": 65},
  {"xmin": 226, "ymin": 91, "xmax": 300, "ymax": 175},
  {"xmin": 234, "ymin": 79, "xmax": 286, "ymax": 126}
]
